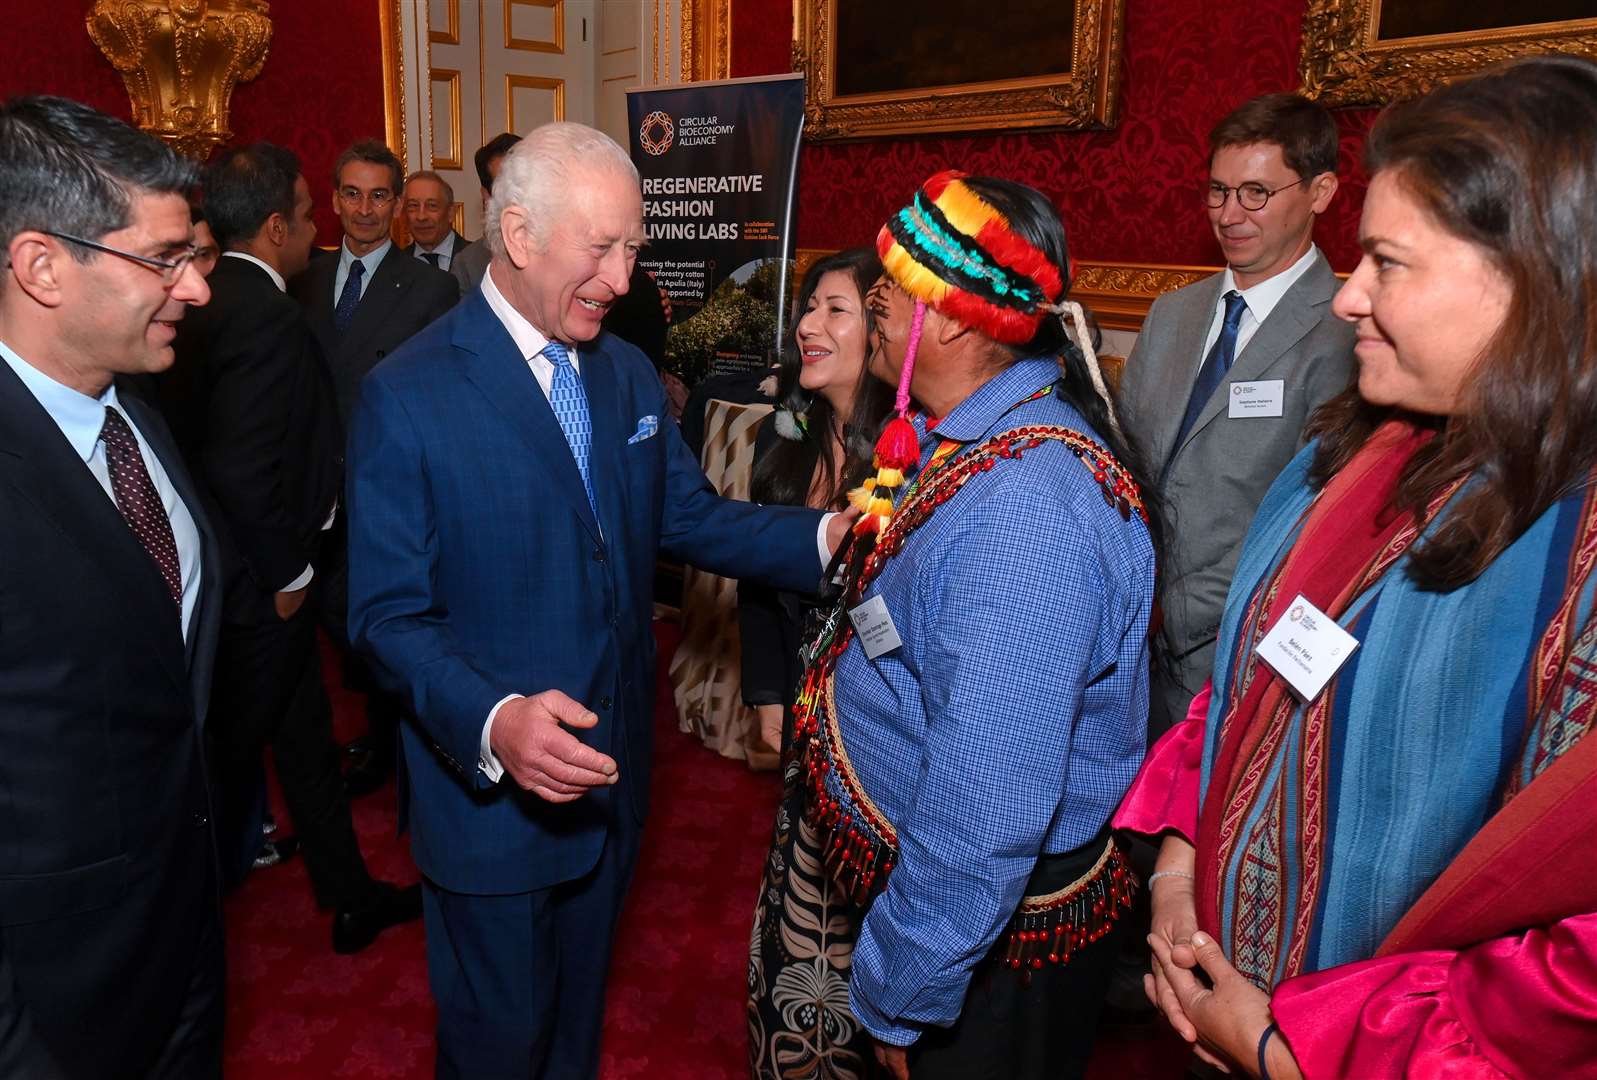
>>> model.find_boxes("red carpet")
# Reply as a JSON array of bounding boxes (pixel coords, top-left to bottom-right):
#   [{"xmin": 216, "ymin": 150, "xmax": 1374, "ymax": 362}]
[{"xmin": 222, "ymin": 626, "xmax": 1187, "ymax": 1077}]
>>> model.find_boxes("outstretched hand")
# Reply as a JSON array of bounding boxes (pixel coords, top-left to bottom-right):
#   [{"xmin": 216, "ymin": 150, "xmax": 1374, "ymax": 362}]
[
  {"xmin": 825, "ymin": 505, "xmax": 862, "ymax": 559},
  {"xmin": 489, "ymin": 690, "xmax": 618, "ymax": 803}
]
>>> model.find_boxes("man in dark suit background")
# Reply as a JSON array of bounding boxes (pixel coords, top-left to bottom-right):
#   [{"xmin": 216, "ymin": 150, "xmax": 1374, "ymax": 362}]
[
  {"xmin": 0, "ymin": 95, "xmax": 223, "ymax": 1078},
  {"xmin": 451, "ymin": 131, "xmax": 522, "ymax": 293},
  {"xmin": 1116, "ymin": 93, "xmax": 1355, "ymax": 736},
  {"xmin": 345, "ymin": 121, "xmax": 851, "ymax": 1078},
  {"xmin": 293, "ymin": 138, "xmax": 459, "ymax": 794},
  {"xmin": 402, "ymin": 169, "xmax": 475, "ymax": 295},
  {"xmin": 158, "ymin": 142, "xmax": 419, "ymax": 953}
]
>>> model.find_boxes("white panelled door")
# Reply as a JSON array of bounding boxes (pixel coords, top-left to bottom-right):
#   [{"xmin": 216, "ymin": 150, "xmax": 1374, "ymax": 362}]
[{"xmin": 414, "ymin": 0, "xmax": 597, "ymax": 241}]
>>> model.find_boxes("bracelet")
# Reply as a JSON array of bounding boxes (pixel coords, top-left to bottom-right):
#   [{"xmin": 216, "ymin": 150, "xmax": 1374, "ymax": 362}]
[
  {"xmin": 1257, "ymin": 1021, "xmax": 1279, "ymax": 1080},
  {"xmin": 1146, "ymin": 870, "xmax": 1194, "ymax": 887}
]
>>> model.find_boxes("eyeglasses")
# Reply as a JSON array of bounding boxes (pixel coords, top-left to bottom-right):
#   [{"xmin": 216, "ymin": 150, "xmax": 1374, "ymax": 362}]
[
  {"xmin": 1204, "ymin": 177, "xmax": 1307, "ymax": 211},
  {"xmin": 338, "ymin": 187, "xmax": 395, "ymax": 208},
  {"xmin": 43, "ymin": 230, "xmax": 199, "ymax": 286}
]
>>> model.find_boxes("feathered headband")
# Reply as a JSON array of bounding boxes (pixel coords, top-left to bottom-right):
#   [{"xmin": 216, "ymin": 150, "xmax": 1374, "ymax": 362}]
[{"xmin": 850, "ymin": 171, "xmax": 1118, "ymax": 536}]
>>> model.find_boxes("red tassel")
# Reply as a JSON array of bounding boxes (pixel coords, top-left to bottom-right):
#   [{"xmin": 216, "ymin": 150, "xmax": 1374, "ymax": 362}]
[{"xmin": 874, "ymin": 416, "xmax": 919, "ymax": 471}]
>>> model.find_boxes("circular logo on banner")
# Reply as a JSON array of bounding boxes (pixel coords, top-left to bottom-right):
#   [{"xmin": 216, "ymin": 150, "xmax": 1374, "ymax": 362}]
[
  {"xmin": 639, "ymin": 111, "xmax": 675, "ymax": 155},
  {"xmin": 1289, "ymin": 604, "xmax": 1306, "ymax": 622}
]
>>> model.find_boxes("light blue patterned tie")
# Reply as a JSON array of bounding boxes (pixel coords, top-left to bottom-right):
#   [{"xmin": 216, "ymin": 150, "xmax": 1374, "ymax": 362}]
[{"xmin": 544, "ymin": 340, "xmax": 596, "ymax": 512}]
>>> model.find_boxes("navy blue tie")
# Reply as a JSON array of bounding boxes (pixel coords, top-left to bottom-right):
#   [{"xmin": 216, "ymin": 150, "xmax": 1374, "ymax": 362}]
[
  {"xmin": 1169, "ymin": 290, "xmax": 1247, "ymax": 460},
  {"xmin": 334, "ymin": 258, "xmax": 366, "ymax": 333}
]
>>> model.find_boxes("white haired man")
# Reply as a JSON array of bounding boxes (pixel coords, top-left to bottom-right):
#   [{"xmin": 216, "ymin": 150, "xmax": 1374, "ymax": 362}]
[{"xmin": 344, "ymin": 121, "xmax": 853, "ymax": 1078}]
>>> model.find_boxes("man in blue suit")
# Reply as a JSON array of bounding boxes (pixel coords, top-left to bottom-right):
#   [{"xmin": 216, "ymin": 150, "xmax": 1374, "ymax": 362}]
[{"xmin": 346, "ymin": 122, "xmax": 846, "ymax": 1079}]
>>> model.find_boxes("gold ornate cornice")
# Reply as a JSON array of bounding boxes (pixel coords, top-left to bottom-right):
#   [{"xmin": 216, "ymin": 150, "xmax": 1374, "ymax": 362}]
[
  {"xmin": 1300, "ymin": 0, "xmax": 1597, "ymax": 107},
  {"xmin": 1069, "ymin": 261, "xmax": 1214, "ymax": 331},
  {"xmin": 87, "ymin": 0, "xmax": 272, "ymax": 159}
]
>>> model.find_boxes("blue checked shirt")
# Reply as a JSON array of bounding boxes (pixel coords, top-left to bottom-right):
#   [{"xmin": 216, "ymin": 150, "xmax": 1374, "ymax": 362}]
[{"xmin": 833, "ymin": 357, "xmax": 1156, "ymax": 1044}]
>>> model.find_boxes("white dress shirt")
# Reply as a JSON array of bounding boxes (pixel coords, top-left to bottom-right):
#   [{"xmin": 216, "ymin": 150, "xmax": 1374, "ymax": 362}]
[
  {"xmin": 474, "ymin": 269, "xmax": 834, "ymax": 781},
  {"xmin": 1197, "ymin": 245, "xmax": 1320, "ymax": 374},
  {"xmin": 1, "ymin": 339, "xmax": 203, "ymax": 641}
]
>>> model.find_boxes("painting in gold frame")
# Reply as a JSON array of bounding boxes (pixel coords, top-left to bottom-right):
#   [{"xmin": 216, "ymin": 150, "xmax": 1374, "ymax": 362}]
[
  {"xmin": 792, "ymin": 0, "xmax": 1127, "ymax": 141},
  {"xmin": 1300, "ymin": 0, "xmax": 1597, "ymax": 107}
]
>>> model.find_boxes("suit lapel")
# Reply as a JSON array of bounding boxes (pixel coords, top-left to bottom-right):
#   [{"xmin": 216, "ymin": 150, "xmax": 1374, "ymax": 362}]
[
  {"xmin": 453, "ymin": 296, "xmax": 603, "ymax": 543},
  {"xmin": 342, "ymin": 247, "xmax": 411, "ymax": 358},
  {"xmin": 1177, "ymin": 255, "xmax": 1336, "ymax": 452},
  {"xmin": 1152, "ymin": 275, "xmax": 1226, "ymax": 467},
  {"xmin": 119, "ymin": 385, "xmax": 218, "ymax": 683},
  {"xmin": 581, "ymin": 339, "xmax": 626, "ymax": 542},
  {"xmin": 0, "ymin": 366, "xmax": 188, "ymax": 690}
]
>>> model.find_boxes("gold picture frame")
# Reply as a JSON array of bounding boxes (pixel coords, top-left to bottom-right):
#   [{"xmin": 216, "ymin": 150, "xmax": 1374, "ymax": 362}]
[
  {"xmin": 792, "ymin": 0, "xmax": 1127, "ymax": 141},
  {"xmin": 1300, "ymin": 0, "xmax": 1597, "ymax": 107}
]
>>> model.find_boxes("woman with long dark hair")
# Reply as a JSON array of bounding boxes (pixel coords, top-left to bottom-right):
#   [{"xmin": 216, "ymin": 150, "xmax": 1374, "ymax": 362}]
[
  {"xmin": 748, "ymin": 172, "xmax": 1163, "ymax": 1079},
  {"xmin": 1120, "ymin": 56, "xmax": 1597, "ymax": 1078},
  {"xmin": 738, "ymin": 248, "xmax": 893, "ymax": 755}
]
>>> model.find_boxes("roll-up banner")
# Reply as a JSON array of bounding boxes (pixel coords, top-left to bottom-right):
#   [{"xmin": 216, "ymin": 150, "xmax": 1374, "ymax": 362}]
[{"xmin": 626, "ymin": 73, "xmax": 805, "ymax": 384}]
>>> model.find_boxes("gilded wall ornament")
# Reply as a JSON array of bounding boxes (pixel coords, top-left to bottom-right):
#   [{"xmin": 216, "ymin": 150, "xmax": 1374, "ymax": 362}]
[
  {"xmin": 87, "ymin": 0, "xmax": 273, "ymax": 159},
  {"xmin": 1300, "ymin": 0, "xmax": 1597, "ymax": 107}
]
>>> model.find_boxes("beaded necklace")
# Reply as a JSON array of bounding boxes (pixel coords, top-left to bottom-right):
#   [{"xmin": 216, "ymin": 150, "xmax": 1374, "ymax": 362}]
[{"xmin": 792, "ymin": 382, "xmax": 1147, "ymax": 903}]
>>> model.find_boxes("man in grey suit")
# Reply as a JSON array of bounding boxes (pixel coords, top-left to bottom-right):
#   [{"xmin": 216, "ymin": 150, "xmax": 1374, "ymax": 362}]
[
  {"xmin": 1117, "ymin": 93, "xmax": 1355, "ymax": 737},
  {"xmin": 401, "ymin": 169, "xmax": 476, "ymax": 295}
]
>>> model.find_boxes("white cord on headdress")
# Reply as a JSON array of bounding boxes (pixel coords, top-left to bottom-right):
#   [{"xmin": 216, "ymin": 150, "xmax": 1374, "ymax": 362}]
[{"xmin": 1044, "ymin": 300, "xmax": 1123, "ymax": 440}]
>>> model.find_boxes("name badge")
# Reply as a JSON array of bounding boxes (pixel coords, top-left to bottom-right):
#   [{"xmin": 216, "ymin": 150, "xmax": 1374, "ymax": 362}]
[
  {"xmin": 848, "ymin": 594, "xmax": 903, "ymax": 660},
  {"xmin": 1228, "ymin": 379, "xmax": 1285, "ymax": 419},
  {"xmin": 1254, "ymin": 593, "xmax": 1359, "ymax": 702}
]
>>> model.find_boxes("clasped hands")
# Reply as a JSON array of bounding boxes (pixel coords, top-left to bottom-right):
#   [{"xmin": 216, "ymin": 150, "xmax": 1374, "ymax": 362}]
[
  {"xmin": 1145, "ymin": 837, "xmax": 1301, "ymax": 1079},
  {"xmin": 489, "ymin": 690, "xmax": 618, "ymax": 802}
]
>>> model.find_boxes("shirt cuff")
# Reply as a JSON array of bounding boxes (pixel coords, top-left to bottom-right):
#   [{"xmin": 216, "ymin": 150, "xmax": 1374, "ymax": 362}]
[
  {"xmin": 817, "ymin": 512, "xmax": 837, "ymax": 569},
  {"xmin": 480, "ymin": 694, "xmax": 521, "ymax": 782},
  {"xmin": 848, "ymin": 981, "xmax": 920, "ymax": 1047},
  {"xmin": 281, "ymin": 564, "xmax": 314, "ymax": 592}
]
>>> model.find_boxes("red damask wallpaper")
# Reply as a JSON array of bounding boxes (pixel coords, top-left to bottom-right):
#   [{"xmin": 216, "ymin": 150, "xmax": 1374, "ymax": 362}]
[
  {"xmin": 732, "ymin": 0, "xmax": 1377, "ymax": 271},
  {"xmin": 0, "ymin": 3, "xmax": 386, "ymax": 240}
]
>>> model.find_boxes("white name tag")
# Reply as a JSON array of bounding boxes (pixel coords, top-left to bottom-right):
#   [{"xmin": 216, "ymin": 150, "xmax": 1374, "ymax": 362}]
[
  {"xmin": 848, "ymin": 594, "xmax": 903, "ymax": 660},
  {"xmin": 1228, "ymin": 379, "xmax": 1285, "ymax": 418},
  {"xmin": 1254, "ymin": 593, "xmax": 1359, "ymax": 702}
]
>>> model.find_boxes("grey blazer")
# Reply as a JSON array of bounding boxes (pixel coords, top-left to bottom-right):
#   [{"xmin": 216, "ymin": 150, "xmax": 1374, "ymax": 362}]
[
  {"xmin": 1116, "ymin": 251, "xmax": 1354, "ymax": 724},
  {"xmin": 453, "ymin": 239, "xmax": 491, "ymax": 295}
]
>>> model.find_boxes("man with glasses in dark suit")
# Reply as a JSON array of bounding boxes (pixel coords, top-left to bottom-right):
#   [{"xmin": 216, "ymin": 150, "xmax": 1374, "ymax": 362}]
[
  {"xmin": 293, "ymin": 138, "xmax": 458, "ymax": 796},
  {"xmin": 0, "ymin": 95, "xmax": 223, "ymax": 1079}
]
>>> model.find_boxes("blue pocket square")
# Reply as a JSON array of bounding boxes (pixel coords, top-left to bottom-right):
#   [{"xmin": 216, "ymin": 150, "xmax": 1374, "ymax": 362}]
[{"xmin": 627, "ymin": 415, "xmax": 659, "ymax": 444}]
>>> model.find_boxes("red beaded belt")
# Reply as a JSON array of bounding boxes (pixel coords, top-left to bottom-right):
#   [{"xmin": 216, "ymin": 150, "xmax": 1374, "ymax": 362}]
[
  {"xmin": 1001, "ymin": 838, "xmax": 1137, "ymax": 976},
  {"xmin": 798, "ymin": 671, "xmax": 898, "ymax": 904}
]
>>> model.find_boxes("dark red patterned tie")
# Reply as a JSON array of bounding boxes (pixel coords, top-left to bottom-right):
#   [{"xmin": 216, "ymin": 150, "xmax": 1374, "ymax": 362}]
[{"xmin": 101, "ymin": 406, "xmax": 182, "ymax": 609}]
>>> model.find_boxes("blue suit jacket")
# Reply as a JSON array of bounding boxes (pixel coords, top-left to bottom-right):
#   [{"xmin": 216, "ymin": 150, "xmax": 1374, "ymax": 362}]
[{"xmin": 346, "ymin": 287, "xmax": 822, "ymax": 895}]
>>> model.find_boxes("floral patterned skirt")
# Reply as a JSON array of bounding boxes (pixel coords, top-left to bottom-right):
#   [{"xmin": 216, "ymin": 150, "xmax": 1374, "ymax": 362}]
[{"xmin": 746, "ymin": 757, "xmax": 881, "ymax": 1080}]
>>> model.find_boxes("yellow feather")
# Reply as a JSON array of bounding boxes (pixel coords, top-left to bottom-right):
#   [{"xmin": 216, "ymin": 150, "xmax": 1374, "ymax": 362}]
[
  {"xmin": 934, "ymin": 179, "xmax": 1006, "ymax": 239},
  {"xmin": 882, "ymin": 244, "xmax": 951, "ymax": 306},
  {"xmin": 868, "ymin": 496, "xmax": 894, "ymax": 518},
  {"xmin": 875, "ymin": 467, "xmax": 904, "ymax": 488}
]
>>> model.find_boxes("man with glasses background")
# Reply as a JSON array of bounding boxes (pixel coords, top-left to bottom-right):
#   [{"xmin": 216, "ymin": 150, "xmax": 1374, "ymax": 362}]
[
  {"xmin": 0, "ymin": 95, "xmax": 224, "ymax": 1078},
  {"xmin": 1116, "ymin": 92, "xmax": 1355, "ymax": 739},
  {"xmin": 293, "ymin": 138, "xmax": 459, "ymax": 799}
]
